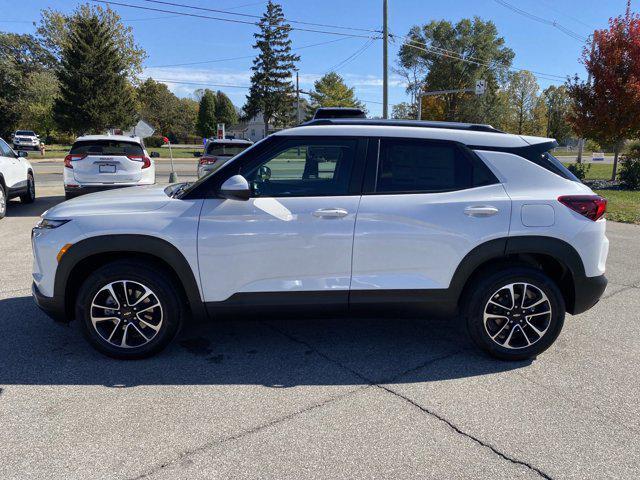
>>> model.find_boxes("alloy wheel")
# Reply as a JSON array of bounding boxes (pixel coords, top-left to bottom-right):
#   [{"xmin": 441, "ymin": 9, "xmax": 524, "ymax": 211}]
[
  {"xmin": 0, "ymin": 187, "xmax": 6, "ymax": 216},
  {"xmin": 90, "ymin": 280, "xmax": 163, "ymax": 349},
  {"xmin": 483, "ymin": 282, "xmax": 552, "ymax": 349}
]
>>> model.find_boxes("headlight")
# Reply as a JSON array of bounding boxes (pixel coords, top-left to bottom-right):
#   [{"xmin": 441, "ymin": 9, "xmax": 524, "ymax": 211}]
[{"xmin": 35, "ymin": 218, "xmax": 70, "ymax": 229}]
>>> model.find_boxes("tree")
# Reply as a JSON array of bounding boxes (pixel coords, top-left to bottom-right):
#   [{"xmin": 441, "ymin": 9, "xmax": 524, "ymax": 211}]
[
  {"xmin": 244, "ymin": 1, "xmax": 299, "ymax": 134},
  {"xmin": 391, "ymin": 102, "xmax": 417, "ymax": 120},
  {"xmin": 567, "ymin": 1, "xmax": 640, "ymax": 180},
  {"xmin": 21, "ymin": 70, "xmax": 59, "ymax": 140},
  {"xmin": 197, "ymin": 89, "xmax": 217, "ymax": 138},
  {"xmin": 397, "ymin": 17, "xmax": 514, "ymax": 123},
  {"xmin": 305, "ymin": 72, "xmax": 365, "ymax": 118},
  {"xmin": 542, "ymin": 85, "xmax": 572, "ymax": 142},
  {"xmin": 37, "ymin": 4, "xmax": 146, "ymax": 79},
  {"xmin": 215, "ymin": 90, "xmax": 238, "ymax": 127},
  {"xmin": 53, "ymin": 9, "xmax": 137, "ymax": 134},
  {"xmin": 505, "ymin": 71, "xmax": 539, "ymax": 134}
]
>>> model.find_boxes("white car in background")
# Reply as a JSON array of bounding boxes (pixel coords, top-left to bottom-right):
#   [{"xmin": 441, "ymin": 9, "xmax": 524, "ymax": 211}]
[
  {"xmin": 63, "ymin": 135, "xmax": 155, "ymax": 199},
  {"xmin": 198, "ymin": 138, "xmax": 253, "ymax": 178},
  {"xmin": 0, "ymin": 137, "xmax": 35, "ymax": 219},
  {"xmin": 12, "ymin": 130, "xmax": 41, "ymax": 151}
]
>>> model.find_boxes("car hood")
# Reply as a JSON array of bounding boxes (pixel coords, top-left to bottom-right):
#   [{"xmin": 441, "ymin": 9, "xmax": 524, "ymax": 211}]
[{"xmin": 44, "ymin": 185, "xmax": 172, "ymax": 219}]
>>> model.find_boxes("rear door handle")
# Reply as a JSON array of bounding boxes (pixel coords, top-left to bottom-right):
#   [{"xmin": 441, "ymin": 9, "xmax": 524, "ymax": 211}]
[
  {"xmin": 464, "ymin": 205, "xmax": 499, "ymax": 217},
  {"xmin": 313, "ymin": 208, "xmax": 349, "ymax": 218}
]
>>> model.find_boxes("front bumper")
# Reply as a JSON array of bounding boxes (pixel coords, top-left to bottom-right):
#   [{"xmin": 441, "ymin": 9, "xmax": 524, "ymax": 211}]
[
  {"xmin": 570, "ymin": 274, "xmax": 607, "ymax": 315},
  {"xmin": 32, "ymin": 282, "xmax": 68, "ymax": 322}
]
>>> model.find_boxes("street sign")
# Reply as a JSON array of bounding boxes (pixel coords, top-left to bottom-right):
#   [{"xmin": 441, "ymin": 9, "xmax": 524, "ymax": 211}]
[
  {"xmin": 475, "ymin": 79, "xmax": 486, "ymax": 95},
  {"xmin": 217, "ymin": 123, "xmax": 225, "ymax": 139}
]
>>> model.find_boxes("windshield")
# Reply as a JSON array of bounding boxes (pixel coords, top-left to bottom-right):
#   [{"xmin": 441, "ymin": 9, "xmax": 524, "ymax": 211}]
[
  {"xmin": 16, "ymin": 131, "xmax": 36, "ymax": 136},
  {"xmin": 70, "ymin": 140, "xmax": 143, "ymax": 156},
  {"xmin": 205, "ymin": 143, "xmax": 250, "ymax": 157}
]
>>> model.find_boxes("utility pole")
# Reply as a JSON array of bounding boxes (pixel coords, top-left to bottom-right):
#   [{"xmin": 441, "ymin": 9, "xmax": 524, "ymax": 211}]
[
  {"xmin": 382, "ymin": 0, "xmax": 389, "ymax": 119},
  {"xmin": 576, "ymin": 41, "xmax": 596, "ymax": 163},
  {"xmin": 296, "ymin": 71, "xmax": 301, "ymax": 125}
]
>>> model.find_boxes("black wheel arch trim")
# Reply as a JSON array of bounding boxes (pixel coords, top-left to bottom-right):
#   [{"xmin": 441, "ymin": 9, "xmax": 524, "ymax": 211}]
[{"xmin": 54, "ymin": 234, "xmax": 206, "ymax": 321}]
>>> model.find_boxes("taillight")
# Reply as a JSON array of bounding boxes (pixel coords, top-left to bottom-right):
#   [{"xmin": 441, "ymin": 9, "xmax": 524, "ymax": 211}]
[
  {"xmin": 558, "ymin": 195, "xmax": 607, "ymax": 221},
  {"xmin": 63, "ymin": 154, "xmax": 86, "ymax": 168},
  {"xmin": 199, "ymin": 156, "xmax": 218, "ymax": 166},
  {"xmin": 127, "ymin": 155, "xmax": 152, "ymax": 169}
]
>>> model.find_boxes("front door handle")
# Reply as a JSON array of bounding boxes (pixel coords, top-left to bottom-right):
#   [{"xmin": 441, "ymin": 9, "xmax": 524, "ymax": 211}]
[
  {"xmin": 313, "ymin": 208, "xmax": 349, "ymax": 218},
  {"xmin": 464, "ymin": 205, "xmax": 499, "ymax": 217}
]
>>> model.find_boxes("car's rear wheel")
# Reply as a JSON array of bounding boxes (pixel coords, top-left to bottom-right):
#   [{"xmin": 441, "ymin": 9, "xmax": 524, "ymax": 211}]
[
  {"xmin": 0, "ymin": 183, "xmax": 6, "ymax": 219},
  {"xmin": 76, "ymin": 260, "xmax": 183, "ymax": 359},
  {"xmin": 466, "ymin": 267, "xmax": 565, "ymax": 361},
  {"xmin": 20, "ymin": 173, "xmax": 35, "ymax": 203}
]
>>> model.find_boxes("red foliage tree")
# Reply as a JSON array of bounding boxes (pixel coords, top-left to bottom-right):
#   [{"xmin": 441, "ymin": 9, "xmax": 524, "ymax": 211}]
[{"xmin": 567, "ymin": 1, "xmax": 640, "ymax": 180}]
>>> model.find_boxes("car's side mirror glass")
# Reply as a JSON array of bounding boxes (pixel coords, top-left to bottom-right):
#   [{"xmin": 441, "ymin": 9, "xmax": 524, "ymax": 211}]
[
  {"xmin": 219, "ymin": 174, "xmax": 251, "ymax": 201},
  {"xmin": 18, "ymin": 151, "xmax": 28, "ymax": 158}
]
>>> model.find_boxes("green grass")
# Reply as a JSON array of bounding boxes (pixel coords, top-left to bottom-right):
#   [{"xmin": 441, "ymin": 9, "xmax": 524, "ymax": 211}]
[
  {"xmin": 36, "ymin": 145, "xmax": 202, "ymax": 159},
  {"xmin": 595, "ymin": 190, "xmax": 640, "ymax": 224},
  {"xmin": 562, "ymin": 162, "xmax": 615, "ymax": 180}
]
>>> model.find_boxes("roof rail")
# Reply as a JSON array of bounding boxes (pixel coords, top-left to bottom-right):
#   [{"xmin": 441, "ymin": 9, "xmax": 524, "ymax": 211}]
[{"xmin": 301, "ymin": 118, "xmax": 504, "ymax": 134}]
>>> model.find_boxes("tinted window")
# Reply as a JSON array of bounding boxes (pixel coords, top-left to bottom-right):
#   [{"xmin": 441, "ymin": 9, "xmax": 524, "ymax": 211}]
[
  {"xmin": 0, "ymin": 139, "xmax": 14, "ymax": 157},
  {"xmin": 241, "ymin": 138, "xmax": 357, "ymax": 197},
  {"xmin": 376, "ymin": 139, "xmax": 494, "ymax": 193},
  {"xmin": 70, "ymin": 140, "xmax": 143, "ymax": 156},
  {"xmin": 205, "ymin": 143, "xmax": 250, "ymax": 157}
]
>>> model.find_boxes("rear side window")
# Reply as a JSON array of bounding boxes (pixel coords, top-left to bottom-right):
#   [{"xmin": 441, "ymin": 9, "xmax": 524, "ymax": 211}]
[
  {"xmin": 375, "ymin": 139, "xmax": 496, "ymax": 193},
  {"xmin": 70, "ymin": 140, "xmax": 143, "ymax": 156},
  {"xmin": 205, "ymin": 143, "xmax": 250, "ymax": 157}
]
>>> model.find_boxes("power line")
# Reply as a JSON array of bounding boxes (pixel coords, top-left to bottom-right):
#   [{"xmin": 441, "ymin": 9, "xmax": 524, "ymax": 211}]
[
  {"xmin": 147, "ymin": 37, "xmax": 353, "ymax": 68},
  {"xmin": 393, "ymin": 34, "xmax": 568, "ymax": 82},
  {"xmin": 91, "ymin": 0, "xmax": 377, "ymax": 38},
  {"xmin": 138, "ymin": 0, "xmax": 381, "ymax": 34},
  {"xmin": 324, "ymin": 37, "xmax": 378, "ymax": 74},
  {"xmin": 493, "ymin": 0, "xmax": 587, "ymax": 43}
]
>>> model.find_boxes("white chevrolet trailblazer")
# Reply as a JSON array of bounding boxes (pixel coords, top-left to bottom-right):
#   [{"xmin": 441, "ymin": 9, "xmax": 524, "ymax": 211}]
[
  {"xmin": 32, "ymin": 120, "xmax": 609, "ymax": 360},
  {"xmin": 63, "ymin": 135, "xmax": 155, "ymax": 199}
]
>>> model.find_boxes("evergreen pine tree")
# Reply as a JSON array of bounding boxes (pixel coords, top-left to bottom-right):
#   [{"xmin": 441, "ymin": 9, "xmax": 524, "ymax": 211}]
[
  {"xmin": 244, "ymin": 1, "xmax": 299, "ymax": 135},
  {"xmin": 215, "ymin": 91, "xmax": 238, "ymax": 127},
  {"xmin": 197, "ymin": 89, "xmax": 217, "ymax": 138},
  {"xmin": 306, "ymin": 72, "xmax": 365, "ymax": 118},
  {"xmin": 53, "ymin": 11, "xmax": 135, "ymax": 134}
]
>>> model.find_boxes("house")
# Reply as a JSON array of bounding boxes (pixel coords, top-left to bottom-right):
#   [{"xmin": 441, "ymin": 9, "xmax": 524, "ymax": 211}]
[{"xmin": 227, "ymin": 114, "xmax": 276, "ymax": 142}]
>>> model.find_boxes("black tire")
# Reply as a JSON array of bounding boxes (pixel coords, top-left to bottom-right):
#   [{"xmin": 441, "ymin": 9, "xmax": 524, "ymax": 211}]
[
  {"xmin": 20, "ymin": 173, "xmax": 35, "ymax": 204},
  {"xmin": 465, "ymin": 267, "xmax": 565, "ymax": 361},
  {"xmin": 0, "ymin": 183, "xmax": 6, "ymax": 219},
  {"xmin": 76, "ymin": 260, "xmax": 183, "ymax": 359}
]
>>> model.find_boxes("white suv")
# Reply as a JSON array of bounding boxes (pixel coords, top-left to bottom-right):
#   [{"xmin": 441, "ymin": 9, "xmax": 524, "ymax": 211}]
[
  {"xmin": 12, "ymin": 130, "xmax": 40, "ymax": 151},
  {"xmin": 63, "ymin": 135, "xmax": 155, "ymax": 199},
  {"xmin": 32, "ymin": 120, "xmax": 609, "ymax": 360},
  {"xmin": 0, "ymin": 137, "xmax": 36, "ymax": 219}
]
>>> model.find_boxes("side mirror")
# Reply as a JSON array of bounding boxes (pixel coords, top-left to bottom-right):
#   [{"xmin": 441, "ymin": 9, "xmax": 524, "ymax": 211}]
[
  {"xmin": 18, "ymin": 151, "xmax": 28, "ymax": 158},
  {"xmin": 219, "ymin": 174, "xmax": 251, "ymax": 201}
]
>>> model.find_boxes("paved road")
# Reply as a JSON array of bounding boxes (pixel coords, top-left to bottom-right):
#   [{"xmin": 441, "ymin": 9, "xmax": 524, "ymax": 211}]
[{"xmin": 1, "ymin": 189, "xmax": 639, "ymax": 479}]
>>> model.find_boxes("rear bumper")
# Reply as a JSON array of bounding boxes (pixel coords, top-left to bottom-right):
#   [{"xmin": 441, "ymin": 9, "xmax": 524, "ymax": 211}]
[
  {"xmin": 32, "ymin": 282, "xmax": 67, "ymax": 322},
  {"xmin": 570, "ymin": 274, "xmax": 607, "ymax": 315}
]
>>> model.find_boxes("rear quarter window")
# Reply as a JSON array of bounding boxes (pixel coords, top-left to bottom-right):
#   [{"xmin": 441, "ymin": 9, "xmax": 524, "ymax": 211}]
[{"xmin": 70, "ymin": 140, "xmax": 143, "ymax": 156}]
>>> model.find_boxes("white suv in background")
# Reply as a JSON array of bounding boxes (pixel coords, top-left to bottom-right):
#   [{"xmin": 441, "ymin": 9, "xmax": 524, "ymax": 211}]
[
  {"xmin": 32, "ymin": 119, "xmax": 609, "ymax": 360},
  {"xmin": 63, "ymin": 135, "xmax": 155, "ymax": 199},
  {"xmin": 0, "ymin": 137, "xmax": 35, "ymax": 219},
  {"xmin": 12, "ymin": 130, "xmax": 40, "ymax": 151}
]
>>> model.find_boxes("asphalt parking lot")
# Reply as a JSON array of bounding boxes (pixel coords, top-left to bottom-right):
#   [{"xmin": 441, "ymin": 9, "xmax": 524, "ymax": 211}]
[{"xmin": 1, "ymin": 184, "xmax": 639, "ymax": 479}]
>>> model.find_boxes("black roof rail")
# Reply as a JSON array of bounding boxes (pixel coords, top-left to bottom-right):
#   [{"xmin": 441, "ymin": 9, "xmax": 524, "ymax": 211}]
[{"xmin": 301, "ymin": 118, "xmax": 504, "ymax": 134}]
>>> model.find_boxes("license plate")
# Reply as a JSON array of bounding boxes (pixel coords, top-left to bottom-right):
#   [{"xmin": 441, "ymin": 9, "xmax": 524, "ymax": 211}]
[{"xmin": 99, "ymin": 164, "xmax": 116, "ymax": 173}]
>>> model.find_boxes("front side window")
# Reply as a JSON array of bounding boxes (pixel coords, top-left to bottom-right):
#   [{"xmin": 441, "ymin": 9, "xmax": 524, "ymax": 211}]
[
  {"xmin": 375, "ymin": 139, "xmax": 494, "ymax": 193},
  {"xmin": 0, "ymin": 139, "xmax": 14, "ymax": 157},
  {"xmin": 241, "ymin": 138, "xmax": 357, "ymax": 197}
]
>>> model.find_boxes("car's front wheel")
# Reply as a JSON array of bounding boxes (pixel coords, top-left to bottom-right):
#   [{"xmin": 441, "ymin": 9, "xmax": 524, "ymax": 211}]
[
  {"xmin": 20, "ymin": 173, "xmax": 35, "ymax": 203},
  {"xmin": 76, "ymin": 260, "xmax": 183, "ymax": 359},
  {"xmin": 466, "ymin": 267, "xmax": 565, "ymax": 361}
]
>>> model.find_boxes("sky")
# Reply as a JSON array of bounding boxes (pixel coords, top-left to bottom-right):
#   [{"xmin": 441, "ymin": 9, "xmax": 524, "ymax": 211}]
[{"xmin": 1, "ymin": 0, "xmax": 633, "ymax": 116}]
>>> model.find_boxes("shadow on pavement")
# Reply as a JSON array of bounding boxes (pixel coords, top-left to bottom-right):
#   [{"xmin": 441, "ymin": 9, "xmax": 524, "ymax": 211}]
[
  {"xmin": 5, "ymin": 195, "xmax": 66, "ymax": 218},
  {"xmin": 0, "ymin": 295, "xmax": 529, "ymax": 387}
]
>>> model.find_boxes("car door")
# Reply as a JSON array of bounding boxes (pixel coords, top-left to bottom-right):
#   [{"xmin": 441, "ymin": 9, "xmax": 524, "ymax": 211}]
[
  {"xmin": 351, "ymin": 137, "xmax": 511, "ymax": 300},
  {"xmin": 197, "ymin": 136, "xmax": 366, "ymax": 307},
  {"xmin": 0, "ymin": 138, "xmax": 23, "ymax": 190}
]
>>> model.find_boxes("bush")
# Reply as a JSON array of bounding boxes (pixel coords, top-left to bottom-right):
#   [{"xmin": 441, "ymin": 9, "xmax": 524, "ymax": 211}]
[
  {"xmin": 567, "ymin": 162, "xmax": 591, "ymax": 181},
  {"xmin": 619, "ymin": 152, "xmax": 640, "ymax": 190},
  {"xmin": 144, "ymin": 135, "xmax": 165, "ymax": 148}
]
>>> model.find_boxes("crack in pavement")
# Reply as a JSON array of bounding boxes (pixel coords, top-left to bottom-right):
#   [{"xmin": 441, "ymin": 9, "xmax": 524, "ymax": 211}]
[{"xmin": 263, "ymin": 321, "xmax": 554, "ymax": 480}]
